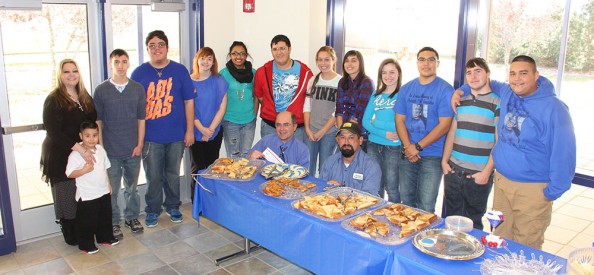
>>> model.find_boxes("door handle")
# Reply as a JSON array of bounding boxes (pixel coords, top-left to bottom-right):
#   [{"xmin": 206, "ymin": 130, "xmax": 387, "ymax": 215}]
[{"xmin": 1, "ymin": 124, "xmax": 44, "ymax": 135}]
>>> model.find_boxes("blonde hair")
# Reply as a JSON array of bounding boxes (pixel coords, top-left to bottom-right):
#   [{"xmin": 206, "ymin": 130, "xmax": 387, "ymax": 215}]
[
  {"xmin": 50, "ymin": 59, "xmax": 94, "ymax": 112},
  {"xmin": 190, "ymin": 47, "xmax": 219, "ymax": 79}
]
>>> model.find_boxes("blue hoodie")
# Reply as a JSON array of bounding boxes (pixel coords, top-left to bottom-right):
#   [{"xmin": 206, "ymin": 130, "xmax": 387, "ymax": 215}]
[{"xmin": 461, "ymin": 76, "xmax": 576, "ymax": 200}]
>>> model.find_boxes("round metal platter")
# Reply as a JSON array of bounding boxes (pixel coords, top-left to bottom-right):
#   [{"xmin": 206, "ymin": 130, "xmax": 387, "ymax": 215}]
[{"xmin": 412, "ymin": 228, "xmax": 485, "ymax": 260}]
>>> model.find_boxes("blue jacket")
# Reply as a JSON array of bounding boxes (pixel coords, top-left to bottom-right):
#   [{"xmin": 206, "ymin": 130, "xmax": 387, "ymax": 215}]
[
  {"xmin": 320, "ymin": 149, "xmax": 381, "ymax": 196},
  {"xmin": 461, "ymin": 76, "xmax": 576, "ymax": 200}
]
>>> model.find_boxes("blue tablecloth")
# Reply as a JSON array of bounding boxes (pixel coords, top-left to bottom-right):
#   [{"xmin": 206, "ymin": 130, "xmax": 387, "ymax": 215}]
[{"xmin": 192, "ymin": 175, "xmax": 566, "ymax": 274}]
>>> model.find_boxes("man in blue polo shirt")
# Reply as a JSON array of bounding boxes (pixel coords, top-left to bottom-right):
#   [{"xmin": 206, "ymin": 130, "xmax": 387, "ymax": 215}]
[
  {"xmin": 320, "ymin": 122, "xmax": 381, "ymax": 196},
  {"xmin": 248, "ymin": 111, "xmax": 309, "ymax": 167}
]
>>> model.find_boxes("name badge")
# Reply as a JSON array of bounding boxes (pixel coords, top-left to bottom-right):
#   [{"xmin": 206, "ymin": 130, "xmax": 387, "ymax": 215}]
[{"xmin": 353, "ymin": 173, "xmax": 363, "ymax": 180}]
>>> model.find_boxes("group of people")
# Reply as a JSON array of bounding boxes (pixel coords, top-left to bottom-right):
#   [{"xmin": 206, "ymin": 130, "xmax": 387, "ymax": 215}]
[{"xmin": 40, "ymin": 29, "xmax": 575, "ymax": 255}]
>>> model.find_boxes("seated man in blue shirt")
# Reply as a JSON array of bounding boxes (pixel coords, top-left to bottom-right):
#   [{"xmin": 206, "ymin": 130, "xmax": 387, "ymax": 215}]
[
  {"xmin": 320, "ymin": 122, "xmax": 381, "ymax": 196},
  {"xmin": 248, "ymin": 111, "xmax": 310, "ymax": 167}
]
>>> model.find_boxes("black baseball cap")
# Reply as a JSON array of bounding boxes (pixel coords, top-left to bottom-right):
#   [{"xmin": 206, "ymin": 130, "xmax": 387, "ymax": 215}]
[{"xmin": 336, "ymin": 122, "xmax": 362, "ymax": 137}]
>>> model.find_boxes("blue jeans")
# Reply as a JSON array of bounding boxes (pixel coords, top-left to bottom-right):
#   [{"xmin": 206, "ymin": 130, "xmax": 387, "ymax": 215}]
[
  {"xmin": 304, "ymin": 126, "xmax": 337, "ymax": 175},
  {"xmin": 444, "ymin": 165, "xmax": 493, "ymax": 230},
  {"xmin": 399, "ymin": 156, "xmax": 442, "ymax": 213},
  {"xmin": 142, "ymin": 141, "xmax": 185, "ymax": 215},
  {"xmin": 366, "ymin": 142, "xmax": 401, "ymax": 203},
  {"xmin": 223, "ymin": 119, "xmax": 256, "ymax": 158},
  {"xmin": 108, "ymin": 156, "xmax": 141, "ymax": 225},
  {"xmin": 260, "ymin": 121, "xmax": 307, "ymax": 145}
]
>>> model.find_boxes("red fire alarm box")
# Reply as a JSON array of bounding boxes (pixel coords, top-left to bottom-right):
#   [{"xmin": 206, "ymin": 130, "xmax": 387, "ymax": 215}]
[{"xmin": 243, "ymin": 0, "xmax": 255, "ymax": 13}]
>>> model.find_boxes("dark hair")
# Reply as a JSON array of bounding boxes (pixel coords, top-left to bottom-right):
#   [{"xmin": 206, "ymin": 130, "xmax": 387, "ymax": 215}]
[
  {"xmin": 511, "ymin": 55, "xmax": 537, "ymax": 71},
  {"xmin": 228, "ymin": 41, "xmax": 252, "ymax": 60},
  {"xmin": 375, "ymin": 58, "xmax": 402, "ymax": 98},
  {"xmin": 465, "ymin": 57, "xmax": 490, "ymax": 73},
  {"xmin": 270, "ymin": 34, "xmax": 291, "ymax": 48},
  {"xmin": 340, "ymin": 50, "xmax": 367, "ymax": 90},
  {"xmin": 145, "ymin": 30, "xmax": 168, "ymax": 47},
  {"xmin": 79, "ymin": 120, "xmax": 98, "ymax": 132},
  {"xmin": 110, "ymin": 48, "xmax": 129, "ymax": 60},
  {"xmin": 311, "ymin": 46, "xmax": 338, "ymax": 89},
  {"xmin": 417, "ymin": 46, "xmax": 439, "ymax": 60}
]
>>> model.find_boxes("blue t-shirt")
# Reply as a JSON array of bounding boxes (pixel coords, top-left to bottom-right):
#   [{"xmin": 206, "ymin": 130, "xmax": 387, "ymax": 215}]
[
  {"xmin": 193, "ymin": 75, "xmax": 228, "ymax": 141},
  {"xmin": 394, "ymin": 77, "xmax": 454, "ymax": 157},
  {"xmin": 130, "ymin": 61, "xmax": 194, "ymax": 143},
  {"xmin": 272, "ymin": 62, "xmax": 301, "ymax": 112}
]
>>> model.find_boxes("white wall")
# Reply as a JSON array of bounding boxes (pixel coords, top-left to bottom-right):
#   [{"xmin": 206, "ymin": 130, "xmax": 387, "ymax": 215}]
[{"xmin": 203, "ymin": 0, "xmax": 327, "ymax": 73}]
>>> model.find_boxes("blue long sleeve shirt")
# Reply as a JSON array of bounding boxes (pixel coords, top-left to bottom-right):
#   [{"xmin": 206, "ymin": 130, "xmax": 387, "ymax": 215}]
[
  {"xmin": 320, "ymin": 149, "xmax": 381, "ymax": 196},
  {"xmin": 249, "ymin": 134, "xmax": 310, "ymax": 168}
]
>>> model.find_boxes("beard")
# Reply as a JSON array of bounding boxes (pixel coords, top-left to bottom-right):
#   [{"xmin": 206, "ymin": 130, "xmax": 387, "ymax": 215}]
[{"xmin": 340, "ymin": 145, "xmax": 355, "ymax": 158}]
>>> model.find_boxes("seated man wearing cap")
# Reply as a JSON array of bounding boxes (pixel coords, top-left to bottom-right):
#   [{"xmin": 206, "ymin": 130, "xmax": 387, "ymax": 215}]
[
  {"xmin": 248, "ymin": 111, "xmax": 310, "ymax": 167},
  {"xmin": 320, "ymin": 122, "xmax": 381, "ymax": 196}
]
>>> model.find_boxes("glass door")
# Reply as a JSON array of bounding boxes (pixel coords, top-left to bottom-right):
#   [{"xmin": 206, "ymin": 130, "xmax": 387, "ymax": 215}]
[{"xmin": 0, "ymin": 3, "xmax": 93, "ymax": 241}]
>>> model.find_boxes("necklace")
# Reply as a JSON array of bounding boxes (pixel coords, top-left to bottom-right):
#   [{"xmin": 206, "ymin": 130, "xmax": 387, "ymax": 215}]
[
  {"xmin": 70, "ymin": 96, "xmax": 84, "ymax": 111},
  {"xmin": 154, "ymin": 66, "xmax": 165, "ymax": 78}
]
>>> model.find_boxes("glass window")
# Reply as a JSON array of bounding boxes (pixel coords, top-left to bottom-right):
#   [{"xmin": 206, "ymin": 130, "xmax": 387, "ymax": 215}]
[
  {"xmin": 344, "ymin": 0, "xmax": 461, "ymax": 84},
  {"xmin": 562, "ymin": 0, "xmax": 593, "ymax": 176},
  {"xmin": 0, "ymin": 4, "xmax": 91, "ymax": 209}
]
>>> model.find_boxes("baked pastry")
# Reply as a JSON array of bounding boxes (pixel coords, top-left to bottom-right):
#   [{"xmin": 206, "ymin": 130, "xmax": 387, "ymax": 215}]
[{"xmin": 219, "ymin": 158, "xmax": 234, "ymax": 165}]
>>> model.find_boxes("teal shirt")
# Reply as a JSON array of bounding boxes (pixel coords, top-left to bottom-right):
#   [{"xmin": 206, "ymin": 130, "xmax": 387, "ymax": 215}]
[
  {"xmin": 362, "ymin": 92, "xmax": 402, "ymax": 146},
  {"xmin": 220, "ymin": 68, "xmax": 256, "ymax": 124}
]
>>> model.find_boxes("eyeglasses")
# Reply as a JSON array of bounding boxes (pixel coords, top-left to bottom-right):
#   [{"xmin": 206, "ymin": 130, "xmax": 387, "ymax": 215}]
[
  {"xmin": 275, "ymin": 122, "xmax": 293, "ymax": 128},
  {"xmin": 417, "ymin": 57, "xmax": 437, "ymax": 63},
  {"xmin": 272, "ymin": 46, "xmax": 288, "ymax": 53},
  {"xmin": 231, "ymin": 52, "xmax": 247, "ymax": 57},
  {"xmin": 148, "ymin": 42, "xmax": 166, "ymax": 49}
]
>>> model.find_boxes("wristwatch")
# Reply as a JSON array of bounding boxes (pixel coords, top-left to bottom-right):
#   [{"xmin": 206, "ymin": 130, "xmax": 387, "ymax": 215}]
[{"xmin": 415, "ymin": 143, "xmax": 423, "ymax": 152}]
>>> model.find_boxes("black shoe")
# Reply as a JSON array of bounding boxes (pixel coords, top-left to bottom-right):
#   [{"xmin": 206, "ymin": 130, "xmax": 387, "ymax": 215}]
[
  {"xmin": 125, "ymin": 219, "xmax": 144, "ymax": 233},
  {"xmin": 99, "ymin": 238, "xmax": 119, "ymax": 246}
]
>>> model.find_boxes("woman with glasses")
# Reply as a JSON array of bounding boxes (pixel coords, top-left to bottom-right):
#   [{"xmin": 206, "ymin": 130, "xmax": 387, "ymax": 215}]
[
  {"xmin": 303, "ymin": 46, "xmax": 341, "ymax": 175},
  {"xmin": 335, "ymin": 50, "xmax": 375, "ymax": 151},
  {"xmin": 189, "ymin": 47, "xmax": 228, "ymax": 200},
  {"xmin": 362, "ymin": 58, "xmax": 403, "ymax": 202},
  {"xmin": 219, "ymin": 41, "xmax": 257, "ymax": 158},
  {"xmin": 41, "ymin": 59, "xmax": 97, "ymax": 245}
]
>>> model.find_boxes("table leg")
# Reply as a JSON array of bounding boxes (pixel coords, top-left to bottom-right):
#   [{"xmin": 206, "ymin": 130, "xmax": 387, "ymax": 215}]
[{"xmin": 214, "ymin": 238, "xmax": 261, "ymax": 266}]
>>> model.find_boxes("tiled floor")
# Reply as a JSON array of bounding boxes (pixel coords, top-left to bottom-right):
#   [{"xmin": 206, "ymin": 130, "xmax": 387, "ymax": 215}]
[
  {"xmin": 1, "ymin": 183, "xmax": 593, "ymax": 275},
  {"xmin": 0, "ymin": 203, "xmax": 313, "ymax": 275}
]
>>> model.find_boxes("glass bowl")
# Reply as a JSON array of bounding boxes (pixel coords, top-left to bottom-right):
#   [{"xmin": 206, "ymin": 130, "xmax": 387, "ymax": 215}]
[
  {"xmin": 445, "ymin": 215, "xmax": 473, "ymax": 233},
  {"xmin": 567, "ymin": 247, "xmax": 594, "ymax": 275}
]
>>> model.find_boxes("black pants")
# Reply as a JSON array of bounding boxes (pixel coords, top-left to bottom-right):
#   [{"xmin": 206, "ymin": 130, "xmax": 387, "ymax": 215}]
[
  {"xmin": 189, "ymin": 130, "xmax": 223, "ymax": 202},
  {"xmin": 76, "ymin": 193, "xmax": 114, "ymax": 251}
]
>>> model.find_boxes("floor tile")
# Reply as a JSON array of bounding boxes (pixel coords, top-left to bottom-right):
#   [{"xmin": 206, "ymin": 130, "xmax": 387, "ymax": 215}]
[
  {"xmin": 136, "ymin": 228, "xmax": 180, "ymax": 249},
  {"xmin": 556, "ymin": 204, "xmax": 594, "ymax": 222},
  {"xmin": 556, "ymin": 245, "xmax": 577, "ymax": 258},
  {"xmin": 255, "ymin": 250, "xmax": 291, "ymax": 270},
  {"xmin": 13, "ymin": 240, "xmax": 61, "ymax": 268},
  {"xmin": 582, "ymin": 222, "xmax": 594, "ymax": 236},
  {"xmin": 542, "ymin": 240, "xmax": 564, "ymax": 255},
  {"xmin": 568, "ymin": 196, "xmax": 594, "ymax": 210},
  {"xmin": 581, "ymin": 188, "xmax": 594, "ymax": 199},
  {"xmin": 224, "ymin": 257, "xmax": 276, "ymax": 275},
  {"xmin": 202, "ymin": 243, "xmax": 243, "ymax": 263},
  {"xmin": 63, "ymin": 250, "xmax": 111, "ymax": 272},
  {"xmin": 206, "ymin": 268, "xmax": 233, "ymax": 275},
  {"xmin": 184, "ymin": 231, "xmax": 230, "ymax": 253},
  {"xmin": 116, "ymin": 252, "xmax": 166, "ymax": 274},
  {"xmin": 550, "ymin": 213, "xmax": 591, "ymax": 232},
  {"xmin": 22, "ymin": 258, "xmax": 73, "ymax": 274},
  {"xmin": 567, "ymin": 233, "xmax": 594, "ymax": 248},
  {"xmin": 47, "ymin": 235, "xmax": 79, "ymax": 257},
  {"xmin": 152, "ymin": 240, "xmax": 199, "ymax": 264},
  {"xmin": 545, "ymin": 225, "xmax": 577, "ymax": 244},
  {"xmin": 200, "ymin": 217, "xmax": 223, "ymax": 231},
  {"xmin": 101, "ymin": 236, "xmax": 149, "ymax": 260},
  {"xmin": 77, "ymin": 261, "xmax": 128, "ymax": 275},
  {"xmin": 169, "ymin": 221, "xmax": 208, "ymax": 239},
  {"xmin": 139, "ymin": 265, "xmax": 180, "ymax": 275},
  {"xmin": 0, "ymin": 254, "xmax": 20, "ymax": 274},
  {"xmin": 169, "ymin": 254, "xmax": 219, "ymax": 275},
  {"xmin": 213, "ymin": 226, "xmax": 244, "ymax": 243},
  {"xmin": 278, "ymin": 262, "xmax": 314, "ymax": 275}
]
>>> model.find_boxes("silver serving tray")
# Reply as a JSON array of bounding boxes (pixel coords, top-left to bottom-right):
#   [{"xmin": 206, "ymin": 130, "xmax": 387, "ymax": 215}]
[
  {"xmin": 291, "ymin": 187, "xmax": 386, "ymax": 222},
  {"xmin": 413, "ymin": 228, "xmax": 484, "ymax": 260},
  {"xmin": 200, "ymin": 158, "xmax": 265, "ymax": 181},
  {"xmin": 341, "ymin": 203, "xmax": 443, "ymax": 245},
  {"xmin": 259, "ymin": 180, "xmax": 318, "ymax": 199}
]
